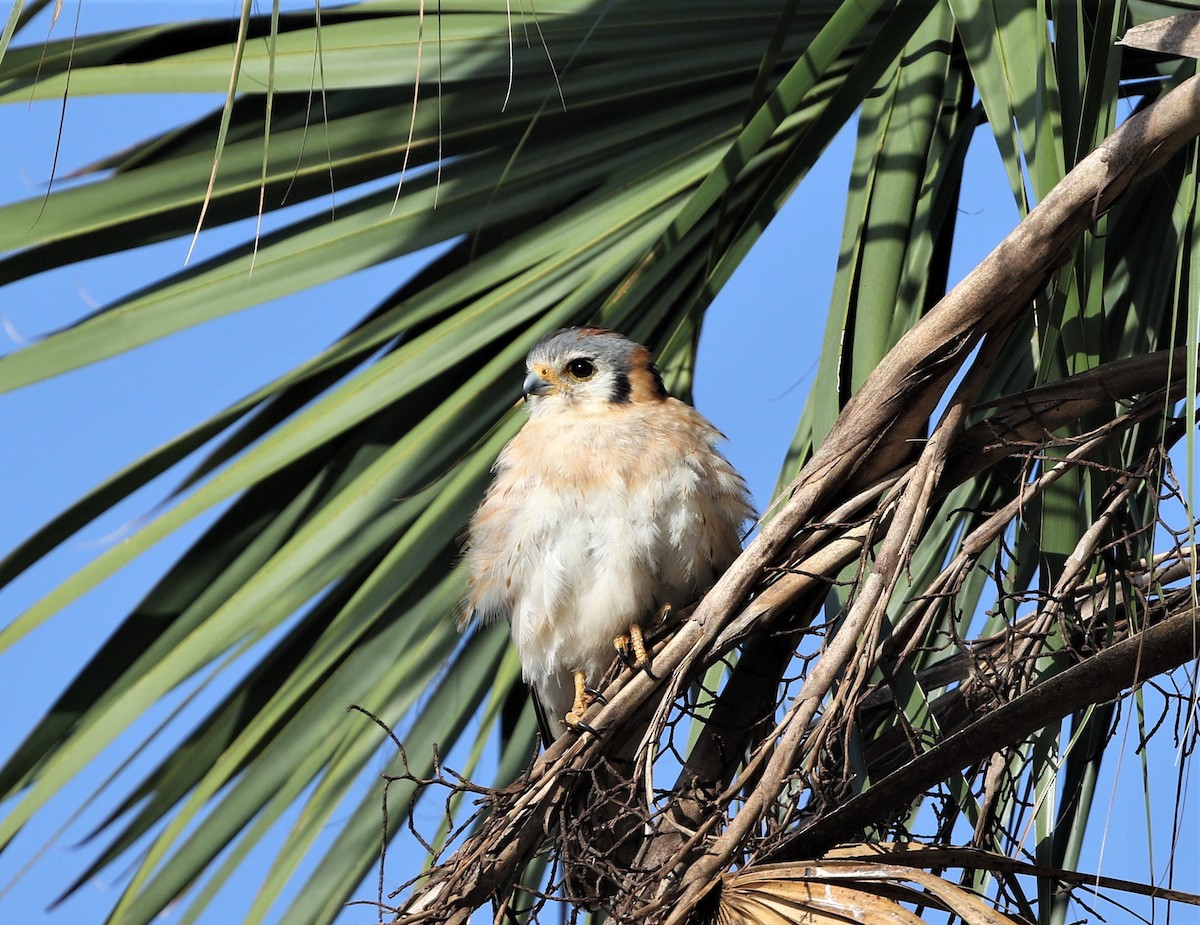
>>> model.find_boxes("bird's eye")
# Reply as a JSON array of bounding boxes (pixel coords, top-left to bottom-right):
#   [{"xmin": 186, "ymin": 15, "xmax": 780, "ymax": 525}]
[{"xmin": 566, "ymin": 358, "xmax": 596, "ymax": 380}]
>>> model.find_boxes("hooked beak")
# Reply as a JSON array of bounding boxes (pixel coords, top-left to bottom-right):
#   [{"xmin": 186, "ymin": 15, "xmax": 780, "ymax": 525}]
[{"xmin": 522, "ymin": 369, "xmax": 555, "ymax": 401}]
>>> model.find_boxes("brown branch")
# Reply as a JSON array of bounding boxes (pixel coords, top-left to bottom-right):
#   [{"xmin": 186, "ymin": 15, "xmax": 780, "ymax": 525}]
[
  {"xmin": 857, "ymin": 578, "xmax": 1198, "ymax": 783},
  {"xmin": 684, "ymin": 349, "xmax": 1191, "ymax": 756},
  {"xmin": 640, "ymin": 67, "xmax": 1200, "ymax": 756},
  {"xmin": 649, "ymin": 305, "xmax": 1018, "ymax": 925},
  {"xmin": 772, "ymin": 597, "xmax": 1200, "ymax": 861}
]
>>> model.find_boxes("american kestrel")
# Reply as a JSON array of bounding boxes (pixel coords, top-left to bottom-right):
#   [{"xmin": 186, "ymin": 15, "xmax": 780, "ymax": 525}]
[{"xmin": 463, "ymin": 327, "xmax": 753, "ymax": 742}]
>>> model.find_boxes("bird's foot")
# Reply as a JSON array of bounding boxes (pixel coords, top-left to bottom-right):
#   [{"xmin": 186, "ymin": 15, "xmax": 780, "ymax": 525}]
[
  {"xmin": 565, "ymin": 670, "xmax": 599, "ymax": 734},
  {"xmin": 614, "ymin": 621, "xmax": 658, "ymax": 679}
]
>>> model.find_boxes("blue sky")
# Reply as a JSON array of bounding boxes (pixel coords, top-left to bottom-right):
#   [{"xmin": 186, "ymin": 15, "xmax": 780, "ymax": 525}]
[{"xmin": 0, "ymin": 2, "xmax": 1196, "ymax": 924}]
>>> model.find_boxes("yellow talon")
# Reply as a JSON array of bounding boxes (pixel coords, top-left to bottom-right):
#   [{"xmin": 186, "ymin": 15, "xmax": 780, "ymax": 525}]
[
  {"xmin": 615, "ymin": 620, "xmax": 656, "ymax": 673},
  {"xmin": 564, "ymin": 670, "xmax": 594, "ymax": 729}
]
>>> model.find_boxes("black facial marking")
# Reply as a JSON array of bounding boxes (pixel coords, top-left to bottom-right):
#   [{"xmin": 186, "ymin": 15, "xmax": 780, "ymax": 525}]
[
  {"xmin": 611, "ymin": 371, "xmax": 632, "ymax": 404},
  {"xmin": 647, "ymin": 364, "xmax": 666, "ymax": 398}
]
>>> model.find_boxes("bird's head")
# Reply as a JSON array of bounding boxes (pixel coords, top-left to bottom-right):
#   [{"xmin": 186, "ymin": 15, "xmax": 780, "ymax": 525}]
[{"xmin": 522, "ymin": 327, "xmax": 666, "ymax": 413}]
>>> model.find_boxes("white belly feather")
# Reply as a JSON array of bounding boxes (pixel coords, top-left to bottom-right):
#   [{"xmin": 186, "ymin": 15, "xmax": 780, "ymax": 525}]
[{"xmin": 506, "ymin": 464, "xmax": 703, "ymax": 683}]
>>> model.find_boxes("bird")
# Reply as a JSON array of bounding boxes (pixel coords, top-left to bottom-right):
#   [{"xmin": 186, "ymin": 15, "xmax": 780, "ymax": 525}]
[{"xmin": 462, "ymin": 326, "xmax": 754, "ymax": 744}]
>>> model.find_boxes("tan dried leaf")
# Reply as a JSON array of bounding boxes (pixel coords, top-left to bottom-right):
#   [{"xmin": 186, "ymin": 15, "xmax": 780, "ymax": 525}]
[
  {"xmin": 1118, "ymin": 14, "xmax": 1200, "ymax": 58},
  {"xmin": 715, "ymin": 860, "xmax": 1024, "ymax": 925},
  {"xmin": 717, "ymin": 876, "xmax": 924, "ymax": 925}
]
